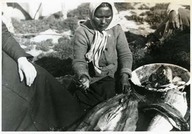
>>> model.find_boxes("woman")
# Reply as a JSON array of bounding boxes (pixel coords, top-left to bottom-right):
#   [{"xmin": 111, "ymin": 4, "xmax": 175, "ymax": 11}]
[
  {"xmin": 71, "ymin": 2, "xmax": 133, "ymax": 111},
  {"xmin": 2, "ymin": 22, "xmax": 84, "ymax": 131},
  {"xmin": 146, "ymin": 3, "xmax": 190, "ymax": 48}
]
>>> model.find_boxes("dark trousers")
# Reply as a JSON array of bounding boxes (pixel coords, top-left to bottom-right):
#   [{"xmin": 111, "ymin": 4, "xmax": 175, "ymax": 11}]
[{"xmin": 69, "ymin": 76, "xmax": 116, "ymax": 111}]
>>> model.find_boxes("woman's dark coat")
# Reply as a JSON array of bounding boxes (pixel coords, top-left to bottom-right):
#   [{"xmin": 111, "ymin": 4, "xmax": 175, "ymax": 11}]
[{"xmin": 2, "ymin": 23, "xmax": 84, "ymax": 131}]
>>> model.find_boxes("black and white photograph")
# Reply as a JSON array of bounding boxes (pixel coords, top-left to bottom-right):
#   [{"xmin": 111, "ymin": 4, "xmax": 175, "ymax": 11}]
[{"xmin": 1, "ymin": 0, "xmax": 191, "ymax": 132}]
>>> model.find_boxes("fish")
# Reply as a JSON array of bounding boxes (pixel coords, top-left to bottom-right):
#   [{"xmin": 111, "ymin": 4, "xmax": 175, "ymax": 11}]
[
  {"xmin": 94, "ymin": 104, "xmax": 125, "ymax": 131},
  {"xmin": 75, "ymin": 93, "xmax": 139, "ymax": 131},
  {"xmin": 115, "ymin": 96, "xmax": 139, "ymax": 131},
  {"xmin": 143, "ymin": 103, "xmax": 189, "ymax": 131},
  {"xmin": 75, "ymin": 94, "xmax": 124, "ymax": 131},
  {"xmin": 142, "ymin": 89, "xmax": 189, "ymax": 131},
  {"xmin": 143, "ymin": 65, "xmax": 173, "ymax": 89}
]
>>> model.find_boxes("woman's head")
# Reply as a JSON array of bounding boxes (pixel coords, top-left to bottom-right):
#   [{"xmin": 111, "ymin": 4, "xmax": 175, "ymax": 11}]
[
  {"xmin": 89, "ymin": 2, "xmax": 119, "ymax": 31},
  {"xmin": 92, "ymin": 3, "xmax": 113, "ymax": 31}
]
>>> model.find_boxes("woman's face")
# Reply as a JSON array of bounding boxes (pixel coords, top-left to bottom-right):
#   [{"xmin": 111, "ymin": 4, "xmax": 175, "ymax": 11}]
[{"xmin": 93, "ymin": 6, "xmax": 113, "ymax": 31}]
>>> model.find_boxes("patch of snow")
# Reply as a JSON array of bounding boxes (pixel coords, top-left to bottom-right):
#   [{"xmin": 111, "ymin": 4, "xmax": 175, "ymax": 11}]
[
  {"xmin": 26, "ymin": 45, "xmax": 56, "ymax": 57},
  {"xmin": 138, "ymin": 22, "xmax": 155, "ymax": 33},
  {"xmin": 30, "ymin": 29, "xmax": 72, "ymax": 44},
  {"xmin": 132, "ymin": 3, "xmax": 156, "ymax": 9},
  {"xmin": 131, "ymin": 9, "xmax": 149, "ymax": 16},
  {"xmin": 26, "ymin": 45, "xmax": 43, "ymax": 57},
  {"xmin": 119, "ymin": 14, "xmax": 154, "ymax": 35},
  {"xmin": 20, "ymin": 45, "xmax": 27, "ymax": 49},
  {"xmin": 118, "ymin": 7, "xmax": 154, "ymax": 35},
  {"xmin": 62, "ymin": 30, "xmax": 72, "ymax": 38},
  {"xmin": 119, "ymin": 10, "xmax": 133, "ymax": 17},
  {"xmin": 120, "ymin": 19, "xmax": 138, "ymax": 32}
]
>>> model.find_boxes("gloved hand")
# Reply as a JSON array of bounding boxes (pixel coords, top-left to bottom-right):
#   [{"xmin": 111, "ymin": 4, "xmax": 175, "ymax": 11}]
[
  {"xmin": 120, "ymin": 73, "xmax": 131, "ymax": 95},
  {"xmin": 78, "ymin": 74, "xmax": 90, "ymax": 94}
]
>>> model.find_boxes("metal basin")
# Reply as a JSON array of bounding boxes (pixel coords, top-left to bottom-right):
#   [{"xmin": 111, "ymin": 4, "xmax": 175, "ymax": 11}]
[{"xmin": 131, "ymin": 63, "xmax": 190, "ymax": 92}]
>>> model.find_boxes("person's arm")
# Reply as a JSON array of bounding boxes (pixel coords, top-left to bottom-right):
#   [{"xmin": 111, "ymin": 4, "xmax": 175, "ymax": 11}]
[
  {"xmin": 167, "ymin": 3, "xmax": 183, "ymax": 15},
  {"xmin": 2, "ymin": 22, "xmax": 32, "ymax": 60},
  {"xmin": 72, "ymin": 27, "xmax": 90, "ymax": 80},
  {"xmin": 116, "ymin": 25, "xmax": 133, "ymax": 94},
  {"xmin": 166, "ymin": 3, "xmax": 186, "ymax": 29},
  {"xmin": 116, "ymin": 25, "xmax": 133, "ymax": 78},
  {"xmin": 72, "ymin": 27, "xmax": 90, "ymax": 90},
  {"xmin": 2, "ymin": 22, "xmax": 37, "ymax": 86}
]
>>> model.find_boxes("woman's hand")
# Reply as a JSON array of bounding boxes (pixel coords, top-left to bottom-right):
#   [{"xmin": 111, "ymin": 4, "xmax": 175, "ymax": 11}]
[
  {"xmin": 120, "ymin": 73, "xmax": 131, "ymax": 95},
  {"xmin": 78, "ymin": 74, "xmax": 90, "ymax": 93},
  {"xmin": 17, "ymin": 57, "xmax": 37, "ymax": 86}
]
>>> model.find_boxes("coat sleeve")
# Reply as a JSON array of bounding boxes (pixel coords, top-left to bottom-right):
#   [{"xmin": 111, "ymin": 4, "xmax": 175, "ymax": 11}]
[
  {"xmin": 166, "ymin": 3, "xmax": 184, "ymax": 15},
  {"xmin": 116, "ymin": 25, "xmax": 133, "ymax": 78},
  {"xmin": 72, "ymin": 27, "xmax": 90, "ymax": 80},
  {"xmin": 2, "ymin": 22, "xmax": 32, "ymax": 61}
]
